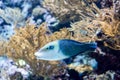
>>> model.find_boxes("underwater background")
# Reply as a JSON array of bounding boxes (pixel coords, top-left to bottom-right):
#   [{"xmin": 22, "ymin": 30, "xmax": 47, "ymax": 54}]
[{"xmin": 0, "ymin": 0, "xmax": 120, "ymax": 80}]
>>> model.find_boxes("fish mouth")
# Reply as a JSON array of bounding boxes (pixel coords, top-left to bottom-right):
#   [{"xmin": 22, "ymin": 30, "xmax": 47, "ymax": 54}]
[
  {"xmin": 35, "ymin": 56, "xmax": 50, "ymax": 61},
  {"xmin": 35, "ymin": 56, "xmax": 42, "ymax": 60},
  {"xmin": 35, "ymin": 55, "xmax": 45, "ymax": 60},
  {"xmin": 34, "ymin": 52, "xmax": 48, "ymax": 60},
  {"xmin": 34, "ymin": 52, "xmax": 42, "ymax": 58}
]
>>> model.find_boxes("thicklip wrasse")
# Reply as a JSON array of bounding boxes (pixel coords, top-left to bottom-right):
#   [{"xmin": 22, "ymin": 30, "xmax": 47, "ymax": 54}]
[{"xmin": 34, "ymin": 39, "xmax": 97, "ymax": 61}]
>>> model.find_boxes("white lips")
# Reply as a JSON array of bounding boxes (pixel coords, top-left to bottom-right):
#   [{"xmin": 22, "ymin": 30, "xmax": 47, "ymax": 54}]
[{"xmin": 34, "ymin": 52, "xmax": 43, "ymax": 57}]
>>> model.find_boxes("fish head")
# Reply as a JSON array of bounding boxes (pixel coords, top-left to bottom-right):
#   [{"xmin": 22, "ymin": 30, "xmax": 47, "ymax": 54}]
[{"xmin": 34, "ymin": 40, "xmax": 68, "ymax": 61}]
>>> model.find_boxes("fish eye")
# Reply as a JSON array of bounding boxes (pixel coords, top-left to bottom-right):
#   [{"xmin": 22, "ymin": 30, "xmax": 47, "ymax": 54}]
[{"xmin": 47, "ymin": 45, "xmax": 54, "ymax": 50}]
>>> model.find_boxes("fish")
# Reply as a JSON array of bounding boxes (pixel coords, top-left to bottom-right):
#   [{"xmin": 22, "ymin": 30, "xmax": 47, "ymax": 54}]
[{"xmin": 34, "ymin": 39, "xmax": 97, "ymax": 61}]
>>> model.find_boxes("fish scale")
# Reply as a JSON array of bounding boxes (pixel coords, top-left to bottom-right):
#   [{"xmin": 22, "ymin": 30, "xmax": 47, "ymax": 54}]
[
  {"xmin": 59, "ymin": 39, "xmax": 97, "ymax": 57},
  {"xmin": 35, "ymin": 39, "xmax": 97, "ymax": 61}
]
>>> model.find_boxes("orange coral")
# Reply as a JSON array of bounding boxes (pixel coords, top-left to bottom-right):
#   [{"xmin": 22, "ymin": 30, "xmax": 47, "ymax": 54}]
[
  {"xmin": 68, "ymin": 8, "xmax": 120, "ymax": 50},
  {"xmin": 94, "ymin": 8, "xmax": 120, "ymax": 50},
  {"xmin": 43, "ymin": 0, "xmax": 100, "ymax": 24},
  {"xmin": 0, "ymin": 40, "xmax": 8, "ymax": 55},
  {"xmin": 0, "ymin": 1, "xmax": 119, "ymax": 78},
  {"xmin": 68, "ymin": 19, "xmax": 100, "ymax": 42},
  {"xmin": 2, "ymin": 22, "xmax": 97, "ymax": 76},
  {"xmin": 3, "ymin": 23, "xmax": 72, "ymax": 76},
  {"xmin": 95, "ymin": 8, "xmax": 120, "ymax": 37}
]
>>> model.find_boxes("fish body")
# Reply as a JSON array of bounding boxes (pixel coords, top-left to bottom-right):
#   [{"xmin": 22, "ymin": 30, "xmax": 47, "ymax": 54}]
[{"xmin": 34, "ymin": 39, "xmax": 97, "ymax": 61}]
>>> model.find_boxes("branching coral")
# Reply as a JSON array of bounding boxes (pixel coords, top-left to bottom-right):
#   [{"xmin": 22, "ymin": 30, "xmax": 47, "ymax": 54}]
[
  {"xmin": 42, "ymin": 0, "xmax": 102, "ymax": 42},
  {"xmin": 43, "ymin": 0, "xmax": 120, "ymax": 50},
  {"xmin": 0, "ymin": 22, "xmax": 98, "ymax": 77},
  {"xmin": 96, "ymin": 8, "xmax": 120, "ymax": 37},
  {"xmin": 113, "ymin": 0, "xmax": 120, "ymax": 20},
  {"xmin": 0, "ymin": 40, "xmax": 8, "ymax": 55},
  {"xmin": 94, "ymin": 0, "xmax": 120, "ymax": 50},
  {"xmin": 2, "ymin": 23, "xmax": 73, "ymax": 77},
  {"xmin": 0, "ymin": 7, "xmax": 25, "ymax": 27},
  {"xmin": 83, "ymin": 71, "xmax": 115, "ymax": 80},
  {"xmin": 68, "ymin": 18, "xmax": 100, "ymax": 42},
  {"xmin": 101, "ymin": 0, "xmax": 113, "ymax": 8},
  {"xmin": 93, "ymin": 8, "xmax": 120, "ymax": 50},
  {"xmin": 84, "ymin": 70, "xmax": 120, "ymax": 80},
  {"xmin": 68, "ymin": 64, "xmax": 93, "ymax": 73},
  {"xmin": 43, "ymin": 0, "xmax": 100, "ymax": 25},
  {"xmin": 0, "ymin": 1, "xmax": 119, "ymax": 79},
  {"xmin": 68, "ymin": 7, "xmax": 120, "ymax": 50}
]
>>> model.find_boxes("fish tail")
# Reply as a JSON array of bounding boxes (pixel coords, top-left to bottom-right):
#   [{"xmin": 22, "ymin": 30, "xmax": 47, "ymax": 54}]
[{"xmin": 89, "ymin": 42, "xmax": 97, "ymax": 49}]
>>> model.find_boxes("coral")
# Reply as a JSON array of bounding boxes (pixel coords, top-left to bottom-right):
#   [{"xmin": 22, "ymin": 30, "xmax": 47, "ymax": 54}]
[
  {"xmin": 1, "ymin": 22, "xmax": 99, "ymax": 77},
  {"xmin": 0, "ymin": 1, "xmax": 60, "ymax": 33},
  {"xmin": 68, "ymin": 18, "xmax": 100, "ymax": 42},
  {"xmin": 68, "ymin": 64, "xmax": 93, "ymax": 73},
  {"xmin": 43, "ymin": 0, "xmax": 120, "ymax": 50},
  {"xmin": 68, "ymin": 7, "xmax": 120, "ymax": 50},
  {"xmin": 43, "ymin": 0, "xmax": 100, "ymax": 25},
  {"xmin": 50, "ymin": 67, "xmax": 70, "ymax": 80},
  {"xmin": 0, "ymin": 69, "xmax": 10, "ymax": 80},
  {"xmin": 0, "ymin": 40, "xmax": 8, "ymax": 54},
  {"xmin": 84, "ymin": 70, "xmax": 120, "ymax": 80},
  {"xmin": 0, "ymin": 1, "xmax": 119, "ymax": 79},
  {"xmin": 83, "ymin": 71, "xmax": 115, "ymax": 80},
  {"xmin": 0, "ymin": 7, "xmax": 25, "ymax": 27},
  {"xmin": 27, "ymin": 74, "xmax": 44, "ymax": 80},
  {"xmin": 32, "ymin": 5, "xmax": 60, "ymax": 32},
  {"xmin": 94, "ymin": 8, "xmax": 120, "ymax": 50},
  {"xmin": 113, "ymin": 0, "xmax": 120, "ymax": 20},
  {"xmin": 2, "ymin": 23, "xmax": 73, "ymax": 77},
  {"xmin": 50, "ymin": 68, "xmax": 80, "ymax": 80},
  {"xmin": 67, "ymin": 55, "xmax": 98, "ymax": 73},
  {"xmin": 0, "ymin": 56, "xmax": 31, "ymax": 79},
  {"xmin": 96, "ymin": 8, "xmax": 120, "ymax": 37},
  {"xmin": 32, "ymin": 6, "xmax": 47, "ymax": 16},
  {"xmin": 91, "ymin": 52, "xmax": 120, "ymax": 74},
  {"xmin": 0, "ymin": 25, "xmax": 15, "ymax": 40},
  {"xmin": 97, "ymin": 0, "xmax": 120, "ymax": 50},
  {"xmin": 101, "ymin": 0, "xmax": 113, "ymax": 8},
  {"xmin": 10, "ymin": 72, "xmax": 23, "ymax": 80}
]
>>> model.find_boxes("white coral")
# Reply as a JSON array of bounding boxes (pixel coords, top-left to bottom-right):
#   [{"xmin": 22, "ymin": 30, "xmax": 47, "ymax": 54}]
[{"xmin": 0, "ymin": 7, "xmax": 25, "ymax": 27}]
